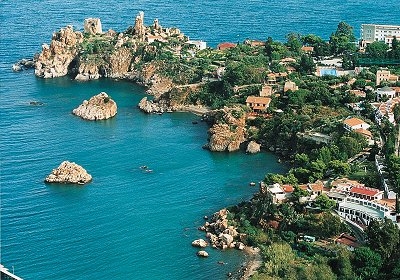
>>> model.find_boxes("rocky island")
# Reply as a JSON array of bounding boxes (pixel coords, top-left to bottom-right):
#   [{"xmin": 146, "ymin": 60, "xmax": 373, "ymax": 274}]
[
  {"xmin": 72, "ymin": 92, "xmax": 117, "ymax": 120},
  {"xmin": 45, "ymin": 161, "xmax": 92, "ymax": 185}
]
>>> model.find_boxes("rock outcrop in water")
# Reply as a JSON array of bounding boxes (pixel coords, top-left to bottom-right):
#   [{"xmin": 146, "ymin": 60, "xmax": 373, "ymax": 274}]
[
  {"xmin": 45, "ymin": 161, "xmax": 92, "ymax": 185},
  {"xmin": 33, "ymin": 12, "xmax": 186, "ymax": 97},
  {"xmin": 204, "ymin": 107, "xmax": 247, "ymax": 152},
  {"xmin": 12, "ymin": 58, "xmax": 35, "ymax": 72},
  {"xmin": 35, "ymin": 25, "xmax": 83, "ymax": 78},
  {"xmin": 199, "ymin": 208, "xmax": 240, "ymax": 250},
  {"xmin": 73, "ymin": 92, "xmax": 117, "ymax": 120},
  {"xmin": 246, "ymin": 141, "xmax": 261, "ymax": 154}
]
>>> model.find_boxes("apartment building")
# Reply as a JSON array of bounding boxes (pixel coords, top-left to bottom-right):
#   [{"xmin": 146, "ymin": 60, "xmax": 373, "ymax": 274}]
[{"xmin": 361, "ymin": 24, "xmax": 400, "ymax": 48}]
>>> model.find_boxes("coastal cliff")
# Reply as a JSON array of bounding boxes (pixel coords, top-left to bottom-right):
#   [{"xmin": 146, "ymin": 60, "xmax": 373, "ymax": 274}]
[
  {"xmin": 35, "ymin": 25, "xmax": 83, "ymax": 78},
  {"xmin": 204, "ymin": 107, "xmax": 247, "ymax": 152},
  {"xmin": 34, "ymin": 13, "xmax": 188, "ymax": 98}
]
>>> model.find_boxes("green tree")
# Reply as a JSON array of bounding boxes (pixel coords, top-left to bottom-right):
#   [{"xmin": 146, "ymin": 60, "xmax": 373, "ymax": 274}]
[
  {"xmin": 309, "ymin": 159, "xmax": 327, "ymax": 180},
  {"xmin": 294, "ymin": 153, "xmax": 310, "ymax": 167},
  {"xmin": 328, "ymin": 160, "xmax": 351, "ymax": 176},
  {"xmin": 314, "ymin": 194, "xmax": 336, "ymax": 210},
  {"xmin": 297, "ymin": 54, "xmax": 316, "ymax": 75},
  {"xmin": 286, "ymin": 32, "xmax": 302, "ymax": 55},
  {"xmin": 365, "ymin": 218, "xmax": 400, "ymax": 260},
  {"xmin": 318, "ymin": 146, "xmax": 333, "ymax": 165},
  {"xmin": 393, "ymin": 104, "xmax": 400, "ymax": 123},
  {"xmin": 352, "ymin": 247, "xmax": 382, "ymax": 279},
  {"xmin": 366, "ymin": 41, "xmax": 390, "ymax": 59},
  {"xmin": 329, "ymin": 22, "xmax": 357, "ymax": 55},
  {"xmin": 329, "ymin": 248, "xmax": 356, "ymax": 280},
  {"xmin": 301, "ymin": 34, "xmax": 330, "ymax": 57},
  {"xmin": 390, "ymin": 36, "xmax": 400, "ymax": 59},
  {"xmin": 290, "ymin": 185, "xmax": 309, "ymax": 202}
]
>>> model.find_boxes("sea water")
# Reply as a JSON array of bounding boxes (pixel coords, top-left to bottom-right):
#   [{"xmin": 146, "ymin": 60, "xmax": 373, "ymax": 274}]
[{"xmin": 1, "ymin": 0, "xmax": 399, "ymax": 279}]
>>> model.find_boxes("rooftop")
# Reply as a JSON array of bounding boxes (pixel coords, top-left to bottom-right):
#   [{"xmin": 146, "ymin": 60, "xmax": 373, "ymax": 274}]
[
  {"xmin": 349, "ymin": 186, "xmax": 382, "ymax": 197},
  {"xmin": 343, "ymin": 117, "xmax": 367, "ymax": 127},
  {"xmin": 246, "ymin": 96, "xmax": 271, "ymax": 105}
]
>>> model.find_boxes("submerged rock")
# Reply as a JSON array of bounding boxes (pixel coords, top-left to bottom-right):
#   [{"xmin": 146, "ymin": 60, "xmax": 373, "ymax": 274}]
[
  {"xmin": 73, "ymin": 92, "xmax": 117, "ymax": 120},
  {"xmin": 45, "ymin": 161, "xmax": 92, "ymax": 185},
  {"xmin": 191, "ymin": 239, "xmax": 208, "ymax": 248},
  {"xmin": 196, "ymin": 250, "xmax": 209, "ymax": 258}
]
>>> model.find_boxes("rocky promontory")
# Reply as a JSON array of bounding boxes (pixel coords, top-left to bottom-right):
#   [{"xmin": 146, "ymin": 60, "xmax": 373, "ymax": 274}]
[
  {"xmin": 138, "ymin": 96, "xmax": 168, "ymax": 114},
  {"xmin": 204, "ymin": 107, "xmax": 247, "ymax": 152},
  {"xmin": 45, "ymin": 161, "xmax": 92, "ymax": 185},
  {"xmin": 199, "ymin": 208, "xmax": 244, "ymax": 250},
  {"xmin": 35, "ymin": 25, "xmax": 84, "ymax": 78},
  {"xmin": 33, "ymin": 13, "xmax": 188, "ymax": 98},
  {"xmin": 246, "ymin": 141, "xmax": 261, "ymax": 154},
  {"xmin": 72, "ymin": 92, "xmax": 117, "ymax": 120}
]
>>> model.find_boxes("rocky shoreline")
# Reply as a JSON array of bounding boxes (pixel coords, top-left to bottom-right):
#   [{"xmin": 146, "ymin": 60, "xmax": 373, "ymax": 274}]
[{"xmin": 21, "ymin": 13, "xmax": 266, "ymax": 277}]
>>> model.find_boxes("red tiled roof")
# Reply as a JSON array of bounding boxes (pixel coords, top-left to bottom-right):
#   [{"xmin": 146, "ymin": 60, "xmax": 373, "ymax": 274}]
[
  {"xmin": 282, "ymin": 185, "xmax": 294, "ymax": 193},
  {"xmin": 217, "ymin": 42, "xmax": 237, "ymax": 50},
  {"xmin": 298, "ymin": 184, "xmax": 308, "ymax": 191},
  {"xmin": 354, "ymin": 128, "xmax": 372, "ymax": 138},
  {"xmin": 246, "ymin": 96, "xmax": 271, "ymax": 105},
  {"xmin": 336, "ymin": 234, "xmax": 360, "ymax": 248},
  {"xmin": 309, "ymin": 183, "xmax": 323, "ymax": 192},
  {"xmin": 301, "ymin": 46, "xmax": 314, "ymax": 52},
  {"xmin": 343, "ymin": 117, "xmax": 366, "ymax": 127},
  {"xmin": 350, "ymin": 186, "xmax": 381, "ymax": 197}
]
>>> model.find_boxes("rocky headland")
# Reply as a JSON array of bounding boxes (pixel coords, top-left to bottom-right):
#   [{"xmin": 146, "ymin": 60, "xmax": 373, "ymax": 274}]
[
  {"xmin": 33, "ymin": 13, "xmax": 187, "ymax": 98},
  {"xmin": 72, "ymin": 92, "xmax": 117, "ymax": 120},
  {"xmin": 26, "ymin": 13, "xmax": 258, "ymax": 154},
  {"xmin": 246, "ymin": 141, "xmax": 261, "ymax": 154},
  {"xmin": 45, "ymin": 161, "xmax": 92, "ymax": 185},
  {"xmin": 198, "ymin": 208, "xmax": 245, "ymax": 251},
  {"xmin": 204, "ymin": 107, "xmax": 247, "ymax": 152}
]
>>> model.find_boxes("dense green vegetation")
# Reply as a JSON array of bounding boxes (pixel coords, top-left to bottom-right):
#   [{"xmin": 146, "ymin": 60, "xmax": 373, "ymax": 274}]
[
  {"xmin": 76, "ymin": 20, "xmax": 400, "ymax": 280},
  {"xmin": 192, "ymin": 22, "xmax": 400, "ymax": 280}
]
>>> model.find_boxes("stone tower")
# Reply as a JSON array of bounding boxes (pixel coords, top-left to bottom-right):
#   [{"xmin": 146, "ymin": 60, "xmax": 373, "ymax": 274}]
[
  {"xmin": 84, "ymin": 18, "xmax": 103, "ymax": 35},
  {"xmin": 153, "ymin": 18, "xmax": 162, "ymax": 33},
  {"xmin": 133, "ymin": 11, "xmax": 146, "ymax": 39}
]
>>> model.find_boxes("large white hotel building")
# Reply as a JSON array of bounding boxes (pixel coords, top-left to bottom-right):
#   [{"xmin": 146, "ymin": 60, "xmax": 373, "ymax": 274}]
[{"xmin": 361, "ymin": 24, "xmax": 400, "ymax": 48}]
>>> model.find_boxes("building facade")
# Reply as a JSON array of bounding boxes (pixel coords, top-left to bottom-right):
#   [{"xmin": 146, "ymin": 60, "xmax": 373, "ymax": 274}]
[{"xmin": 361, "ymin": 24, "xmax": 400, "ymax": 48}]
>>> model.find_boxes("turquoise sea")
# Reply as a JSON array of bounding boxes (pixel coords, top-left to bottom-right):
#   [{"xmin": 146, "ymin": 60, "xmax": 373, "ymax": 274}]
[{"xmin": 1, "ymin": 1, "xmax": 399, "ymax": 279}]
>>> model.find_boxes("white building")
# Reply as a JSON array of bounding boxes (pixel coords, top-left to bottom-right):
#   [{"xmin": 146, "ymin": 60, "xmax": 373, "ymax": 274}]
[
  {"xmin": 375, "ymin": 97, "xmax": 400, "ymax": 124},
  {"xmin": 376, "ymin": 86, "xmax": 397, "ymax": 100},
  {"xmin": 361, "ymin": 24, "xmax": 400, "ymax": 48},
  {"xmin": 186, "ymin": 40, "xmax": 207, "ymax": 50},
  {"xmin": 343, "ymin": 117, "xmax": 371, "ymax": 131}
]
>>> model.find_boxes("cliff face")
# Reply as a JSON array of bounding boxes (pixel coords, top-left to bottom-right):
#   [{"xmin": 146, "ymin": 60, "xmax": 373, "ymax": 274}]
[
  {"xmin": 35, "ymin": 25, "xmax": 83, "ymax": 78},
  {"xmin": 34, "ymin": 13, "xmax": 183, "ymax": 99},
  {"xmin": 206, "ymin": 108, "xmax": 247, "ymax": 152}
]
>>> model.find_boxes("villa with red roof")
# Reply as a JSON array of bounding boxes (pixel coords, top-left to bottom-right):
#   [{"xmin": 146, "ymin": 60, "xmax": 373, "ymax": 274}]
[
  {"xmin": 343, "ymin": 117, "xmax": 373, "ymax": 142},
  {"xmin": 246, "ymin": 96, "xmax": 271, "ymax": 112},
  {"xmin": 349, "ymin": 186, "xmax": 384, "ymax": 201},
  {"xmin": 343, "ymin": 117, "xmax": 370, "ymax": 131},
  {"xmin": 335, "ymin": 233, "xmax": 361, "ymax": 251},
  {"xmin": 217, "ymin": 42, "xmax": 237, "ymax": 50}
]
